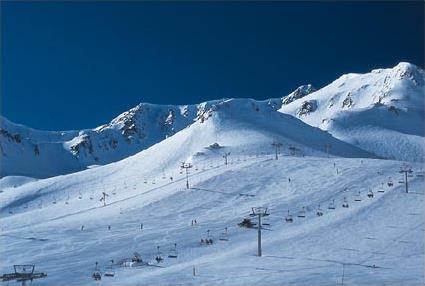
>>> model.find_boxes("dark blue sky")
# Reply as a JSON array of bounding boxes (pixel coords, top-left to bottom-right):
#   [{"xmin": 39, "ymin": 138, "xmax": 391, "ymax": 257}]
[{"xmin": 1, "ymin": 1, "xmax": 424, "ymax": 131}]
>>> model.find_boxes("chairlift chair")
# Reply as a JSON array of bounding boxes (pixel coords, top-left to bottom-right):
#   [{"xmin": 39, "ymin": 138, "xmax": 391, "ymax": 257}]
[
  {"xmin": 52, "ymin": 197, "xmax": 57, "ymax": 204},
  {"xmin": 132, "ymin": 252, "xmax": 143, "ymax": 263},
  {"xmin": 387, "ymin": 177, "xmax": 393, "ymax": 187},
  {"xmin": 262, "ymin": 218, "xmax": 271, "ymax": 226},
  {"xmin": 378, "ymin": 183, "xmax": 385, "ymax": 193},
  {"xmin": 285, "ymin": 210, "xmax": 293, "ymax": 222},
  {"xmin": 342, "ymin": 197, "xmax": 349, "ymax": 208},
  {"xmin": 316, "ymin": 205, "xmax": 323, "ymax": 216},
  {"xmin": 354, "ymin": 191, "xmax": 362, "ymax": 202},
  {"xmin": 297, "ymin": 207, "xmax": 306, "ymax": 218},
  {"xmin": 367, "ymin": 189, "xmax": 374, "ymax": 198},
  {"xmin": 168, "ymin": 243, "xmax": 178, "ymax": 258},
  {"xmin": 328, "ymin": 199, "xmax": 336, "ymax": 210},
  {"xmin": 78, "ymin": 192, "xmax": 82, "ymax": 199},
  {"xmin": 219, "ymin": 227, "xmax": 229, "ymax": 241},
  {"xmin": 155, "ymin": 246, "xmax": 164, "ymax": 263},
  {"xmin": 104, "ymin": 260, "xmax": 115, "ymax": 277},
  {"xmin": 92, "ymin": 262, "xmax": 102, "ymax": 281}
]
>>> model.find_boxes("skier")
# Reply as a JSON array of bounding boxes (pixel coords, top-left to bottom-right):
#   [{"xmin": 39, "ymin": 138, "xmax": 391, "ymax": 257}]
[
  {"xmin": 81, "ymin": 225, "xmax": 84, "ymax": 231},
  {"xmin": 194, "ymin": 219, "xmax": 197, "ymax": 224},
  {"xmin": 140, "ymin": 223, "xmax": 143, "ymax": 230},
  {"xmin": 108, "ymin": 225, "xmax": 111, "ymax": 230},
  {"xmin": 288, "ymin": 177, "xmax": 291, "ymax": 183},
  {"xmin": 170, "ymin": 176, "xmax": 173, "ymax": 181}
]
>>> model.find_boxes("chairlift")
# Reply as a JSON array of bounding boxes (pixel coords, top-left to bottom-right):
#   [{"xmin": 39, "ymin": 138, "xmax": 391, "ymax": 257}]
[
  {"xmin": 378, "ymin": 183, "xmax": 385, "ymax": 193},
  {"xmin": 316, "ymin": 205, "xmax": 323, "ymax": 216},
  {"xmin": 367, "ymin": 189, "xmax": 374, "ymax": 198},
  {"xmin": 342, "ymin": 197, "xmax": 349, "ymax": 208},
  {"xmin": 78, "ymin": 192, "xmax": 82, "ymax": 199},
  {"xmin": 104, "ymin": 260, "xmax": 115, "ymax": 277},
  {"xmin": 24, "ymin": 203, "xmax": 28, "ymax": 209},
  {"xmin": 155, "ymin": 246, "xmax": 164, "ymax": 263},
  {"xmin": 354, "ymin": 191, "xmax": 362, "ymax": 202},
  {"xmin": 262, "ymin": 218, "xmax": 271, "ymax": 226},
  {"xmin": 132, "ymin": 252, "xmax": 143, "ymax": 263},
  {"xmin": 90, "ymin": 192, "xmax": 94, "ymax": 200},
  {"xmin": 92, "ymin": 262, "xmax": 102, "ymax": 281},
  {"xmin": 219, "ymin": 227, "xmax": 229, "ymax": 241},
  {"xmin": 144, "ymin": 179, "xmax": 147, "ymax": 184},
  {"xmin": 8, "ymin": 209, "xmax": 13, "ymax": 214},
  {"xmin": 168, "ymin": 243, "xmax": 178, "ymax": 258},
  {"xmin": 200, "ymin": 230, "xmax": 214, "ymax": 245},
  {"xmin": 387, "ymin": 177, "xmax": 393, "ymax": 187},
  {"xmin": 328, "ymin": 199, "xmax": 336, "ymax": 210},
  {"xmin": 297, "ymin": 207, "xmax": 306, "ymax": 218},
  {"xmin": 285, "ymin": 210, "xmax": 293, "ymax": 222},
  {"xmin": 52, "ymin": 197, "xmax": 57, "ymax": 204}
]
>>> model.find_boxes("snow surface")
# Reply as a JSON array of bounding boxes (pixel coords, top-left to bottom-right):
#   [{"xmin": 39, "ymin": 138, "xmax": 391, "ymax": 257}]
[
  {"xmin": 1, "ymin": 102, "xmax": 424, "ymax": 285},
  {"xmin": 279, "ymin": 62, "xmax": 425, "ymax": 162},
  {"xmin": 1, "ymin": 62, "xmax": 424, "ymax": 285}
]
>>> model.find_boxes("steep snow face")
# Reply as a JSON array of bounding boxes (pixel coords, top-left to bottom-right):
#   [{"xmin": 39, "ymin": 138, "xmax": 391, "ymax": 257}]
[
  {"xmin": 281, "ymin": 84, "xmax": 316, "ymax": 105},
  {"xmin": 0, "ymin": 102, "xmax": 219, "ymax": 178},
  {"xmin": 279, "ymin": 62, "xmax": 425, "ymax": 162}
]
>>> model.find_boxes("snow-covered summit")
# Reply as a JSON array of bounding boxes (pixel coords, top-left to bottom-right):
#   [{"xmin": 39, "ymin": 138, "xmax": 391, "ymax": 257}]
[{"xmin": 279, "ymin": 62, "xmax": 425, "ymax": 162}]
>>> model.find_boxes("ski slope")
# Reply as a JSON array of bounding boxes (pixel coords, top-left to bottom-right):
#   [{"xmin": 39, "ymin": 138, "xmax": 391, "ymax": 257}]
[{"xmin": 0, "ymin": 99, "xmax": 424, "ymax": 285}]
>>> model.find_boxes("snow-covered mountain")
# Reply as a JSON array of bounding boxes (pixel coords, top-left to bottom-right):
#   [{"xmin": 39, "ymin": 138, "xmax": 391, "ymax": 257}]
[
  {"xmin": 279, "ymin": 62, "xmax": 425, "ymax": 162},
  {"xmin": 0, "ymin": 97, "xmax": 371, "ymax": 178},
  {"xmin": 1, "ymin": 63, "xmax": 424, "ymax": 286},
  {"xmin": 0, "ymin": 102, "xmax": 220, "ymax": 178},
  {"xmin": 1, "ymin": 121, "xmax": 423, "ymax": 285},
  {"xmin": 1, "ymin": 62, "xmax": 423, "ymax": 179}
]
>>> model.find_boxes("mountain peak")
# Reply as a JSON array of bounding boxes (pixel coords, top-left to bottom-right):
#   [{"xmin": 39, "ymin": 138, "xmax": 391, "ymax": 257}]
[{"xmin": 282, "ymin": 84, "xmax": 317, "ymax": 105}]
